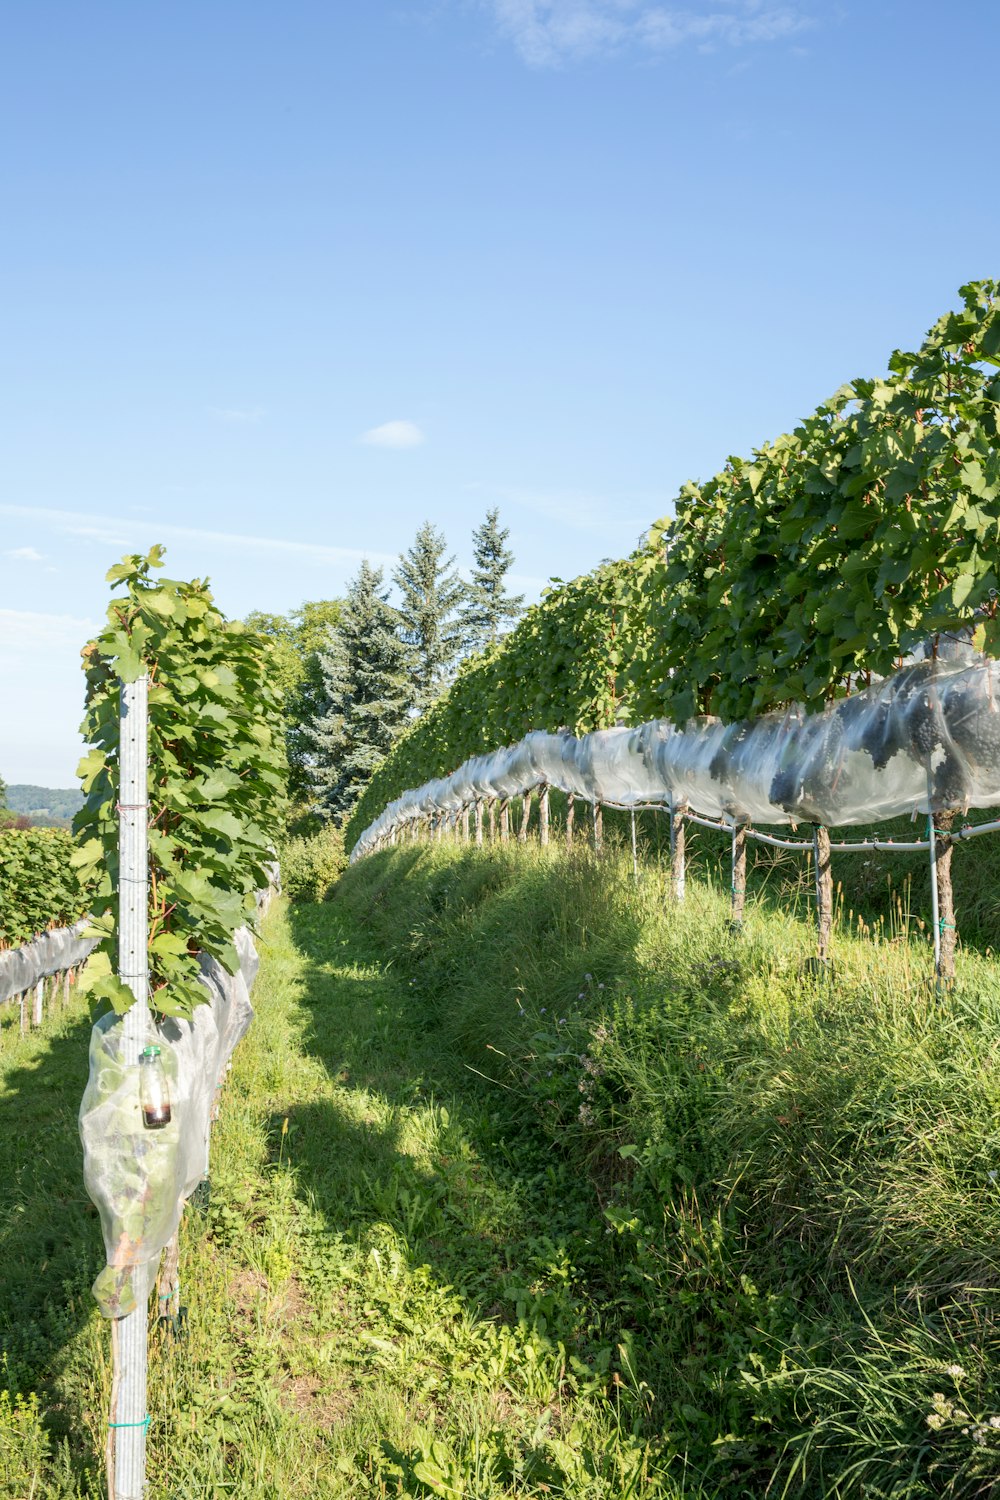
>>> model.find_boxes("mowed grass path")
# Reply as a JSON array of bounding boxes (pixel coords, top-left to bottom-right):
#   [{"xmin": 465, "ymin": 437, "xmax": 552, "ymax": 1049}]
[{"xmin": 1, "ymin": 896, "xmax": 665, "ymax": 1499}]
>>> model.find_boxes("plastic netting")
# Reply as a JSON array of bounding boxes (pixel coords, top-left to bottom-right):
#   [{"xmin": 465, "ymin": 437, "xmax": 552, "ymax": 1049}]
[{"xmin": 352, "ymin": 643, "xmax": 1000, "ymax": 858}]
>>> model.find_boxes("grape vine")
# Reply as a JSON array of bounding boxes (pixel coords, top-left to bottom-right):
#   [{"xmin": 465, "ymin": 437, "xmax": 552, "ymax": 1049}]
[
  {"xmin": 347, "ymin": 282, "xmax": 1000, "ymax": 850},
  {"xmin": 0, "ymin": 828, "xmax": 92, "ymax": 949},
  {"xmin": 73, "ymin": 547, "xmax": 286, "ymax": 1018}
]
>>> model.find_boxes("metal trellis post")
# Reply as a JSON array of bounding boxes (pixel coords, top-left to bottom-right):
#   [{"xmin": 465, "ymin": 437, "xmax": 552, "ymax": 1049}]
[{"xmin": 109, "ymin": 673, "xmax": 150, "ymax": 1500}]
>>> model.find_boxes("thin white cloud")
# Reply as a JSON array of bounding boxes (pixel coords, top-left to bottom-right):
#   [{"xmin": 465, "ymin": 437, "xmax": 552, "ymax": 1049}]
[
  {"xmin": 472, "ymin": 482, "xmax": 653, "ymax": 537},
  {"xmin": 360, "ymin": 419, "xmax": 426, "ymax": 449},
  {"xmin": 489, "ymin": 0, "xmax": 810, "ymax": 65},
  {"xmin": 209, "ymin": 406, "xmax": 266, "ymax": 424},
  {"xmin": 4, "ymin": 546, "xmax": 45, "ymax": 562},
  {"xmin": 0, "ymin": 504, "xmax": 397, "ymax": 569},
  {"xmin": 0, "ymin": 607, "xmax": 100, "ymax": 649}
]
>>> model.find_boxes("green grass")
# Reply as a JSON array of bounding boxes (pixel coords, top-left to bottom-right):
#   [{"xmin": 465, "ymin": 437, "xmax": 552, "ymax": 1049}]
[
  {"xmin": 4, "ymin": 832, "xmax": 1000, "ymax": 1495},
  {"xmin": 1, "ymin": 887, "xmax": 685, "ymax": 1498}
]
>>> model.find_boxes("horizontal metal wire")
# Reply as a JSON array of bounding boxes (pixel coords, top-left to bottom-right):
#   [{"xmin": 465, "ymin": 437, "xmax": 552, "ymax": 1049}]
[{"xmin": 393, "ymin": 797, "xmax": 1000, "ymax": 858}]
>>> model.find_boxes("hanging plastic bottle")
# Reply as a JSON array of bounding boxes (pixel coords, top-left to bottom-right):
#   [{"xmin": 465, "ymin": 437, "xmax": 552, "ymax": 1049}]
[{"xmin": 139, "ymin": 1044, "xmax": 172, "ymax": 1128}]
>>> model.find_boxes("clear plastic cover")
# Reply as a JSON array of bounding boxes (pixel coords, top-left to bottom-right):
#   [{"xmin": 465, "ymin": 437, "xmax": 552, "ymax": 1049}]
[
  {"xmin": 79, "ymin": 925, "xmax": 258, "ymax": 1318},
  {"xmin": 0, "ymin": 921, "xmax": 98, "ymax": 1006},
  {"xmin": 352, "ymin": 645, "xmax": 1000, "ymax": 858}
]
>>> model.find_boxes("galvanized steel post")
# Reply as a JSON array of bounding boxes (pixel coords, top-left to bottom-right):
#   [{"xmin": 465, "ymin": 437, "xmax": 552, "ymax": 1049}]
[{"xmin": 110, "ymin": 673, "xmax": 150, "ymax": 1500}]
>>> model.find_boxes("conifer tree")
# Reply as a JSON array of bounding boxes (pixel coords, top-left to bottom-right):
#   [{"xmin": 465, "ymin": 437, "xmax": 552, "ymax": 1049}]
[
  {"xmin": 459, "ymin": 508, "xmax": 524, "ymax": 652},
  {"xmin": 308, "ymin": 561, "xmax": 412, "ymax": 821},
  {"xmin": 393, "ymin": 521, "xmax": 465, "ymax": 712}
]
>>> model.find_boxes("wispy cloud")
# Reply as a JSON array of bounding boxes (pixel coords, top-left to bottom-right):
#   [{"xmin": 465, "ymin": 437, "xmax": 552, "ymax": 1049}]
[
  {"xmin": 0, "ymin": 607, "xmax": 100, "ymax": 649},
  {"xmin": 360, "ymin": 419, "xmax": 426, "ymax": 449},
  {"xmin": 209, "ymin": 406, "xmax": 266, "ymax": 424},
  {"xmin": 4, "ymin": 546, "xmax": 45, "ymax": 563},
  {"xmin": 0, "ymin": 504, "xmax": 398, "ymax": 569},
  {"xmin": 471, "ymin": 482, "xmax": 653, "ymax": 538},
  {"xmin": 489, "ymin": 0, "xmax": 810, "ymax": 66}
]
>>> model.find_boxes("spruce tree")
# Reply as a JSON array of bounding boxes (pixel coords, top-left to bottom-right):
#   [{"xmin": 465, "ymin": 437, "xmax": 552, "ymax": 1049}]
[
  {"xmin": 393, "ymin": 521, "xmax": 465, "ymax": 712},
  {"xmin": 459, "ymin": 508, "xmax": 525, "ymax": 652},
  {"xmin": 308, "ymin": 561, "xmax": 412, "ymax": 821}
]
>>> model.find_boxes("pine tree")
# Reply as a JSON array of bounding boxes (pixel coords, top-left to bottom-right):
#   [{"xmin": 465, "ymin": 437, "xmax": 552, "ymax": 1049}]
[
  {"xmin": 393, "ymin": 521, "xmax": 465, "ymax": 712},
  {"xmin": 308, "ymin": 561, "xmax": 412, "ymax": 821},
  {"xmin": 459, "ymin": 508, "xmax": 525, "ymax": 653}
]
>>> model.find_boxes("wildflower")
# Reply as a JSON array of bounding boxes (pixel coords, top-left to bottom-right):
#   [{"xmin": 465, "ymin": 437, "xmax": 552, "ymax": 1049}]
[
  {"xmin": 584, "ymin": 973, "xmax": 592, "ymax": 982},
  {"xmin": 578, "ymin": 992, "xmax": 585, "ymax": 999},
  {"xmin": 946, "ymin": 1365, "xmax": 967, "ymax": 1381},
  {"xmin": 540, "ymin": 1007, "xmax": 546, "ymax": 1014},
  {"xmin": 598, "ymin": 983, "xmax": 605, "ymax": 990}
]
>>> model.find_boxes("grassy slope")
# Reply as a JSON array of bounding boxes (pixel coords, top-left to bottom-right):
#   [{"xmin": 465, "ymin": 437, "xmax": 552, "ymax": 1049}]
[{"xmin": 4, "ymin": 833, "xmax": 1000, "ymax": 1496}]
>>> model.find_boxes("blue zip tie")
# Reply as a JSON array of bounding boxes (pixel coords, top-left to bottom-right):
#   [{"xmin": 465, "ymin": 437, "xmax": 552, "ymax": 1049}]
[{"xmin": 109, "ymin": 1414, "xmax": 150, "ymax": 1430}]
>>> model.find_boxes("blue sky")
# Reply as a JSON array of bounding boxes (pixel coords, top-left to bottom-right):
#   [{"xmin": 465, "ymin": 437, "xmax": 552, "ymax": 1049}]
[{"xmin": 2, "ymin": 0, "xmax": 997, "ymax": 783}]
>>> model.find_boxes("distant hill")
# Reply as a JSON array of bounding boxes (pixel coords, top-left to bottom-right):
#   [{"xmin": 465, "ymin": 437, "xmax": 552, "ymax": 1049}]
[{"xmin": 5, "ymin": 784, "xmax": 83, "ymax": 828}]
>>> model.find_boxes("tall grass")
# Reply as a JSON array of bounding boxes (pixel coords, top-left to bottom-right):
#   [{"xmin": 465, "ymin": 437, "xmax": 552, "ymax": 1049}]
[
  {"xmin": 5, "ymin": 832, "xmax": 1000, "ymax": 1496},
  {"xmin": 337, "ymin": 839, "xmax": 1000, "ymax": 1496}
]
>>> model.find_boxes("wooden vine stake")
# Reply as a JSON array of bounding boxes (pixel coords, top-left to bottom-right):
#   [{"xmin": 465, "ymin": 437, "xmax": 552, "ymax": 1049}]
[
  {"xmin": 110, "ymin": 672, "xmax": 150, "ymax": 1500},
  {"xmin": 157, "ymin": 1230, "xmax": 180, "ymax": 1331},
  {"xmin": 731, "ymin": 820, "xmax": 748, "ymax": 926},
  {"xmin": 539, "ymin": 785, "xmax": 549, "ymax": 847},
  {"xmin": 630, "ymin": 811, "xmax": 638, "ymax": 882},
  {"xmin": 592, "ymin": 802, "xmax": 603, "ymax": 853},
  {"xmin": 518, "ymin": 790, "xmax": 533, "ymax": 843},
  {"xmin": 461, "ymin": 807, "xmax": 470, "ymax": 843},
  {"xmin": 499, "ymin": 799, "xmax": 510, "ymax": 843},
  {"xmin": 669, "ymin": 799, "xmax": 687, "ymax": 902},
  {"xmin": 488, "ymin": 799, "xmax": 497, "ymax": 843},
  {"xmin": 812, "ymin": 825, "xmax": 833, "ymax": 963},
  {"xmin": 474, "ymin": 799, "xmax": 484, "ymax": 847},
  {"xmin": 566, "ymin": 794, "xmax": 575, "ymax": 849},
  {"xmin": 929, "ymin": 811, "xmax": 957, "ymax": 986}
]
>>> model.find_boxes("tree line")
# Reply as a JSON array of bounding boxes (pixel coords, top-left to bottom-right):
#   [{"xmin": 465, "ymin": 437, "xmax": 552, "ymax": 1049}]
[{"xmin": 247, "ymin": 508, "xmax": 524, "ymax": 823}]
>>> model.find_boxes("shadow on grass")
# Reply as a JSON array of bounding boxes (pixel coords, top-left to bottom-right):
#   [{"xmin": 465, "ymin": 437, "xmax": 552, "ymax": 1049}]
[
  {"xmin": 0, "ymin": 1001, "xmax": 105, "ymax": 1452},
  {"xmin": 279, "ymin": 863, "xmax": 642, "ymax": 1333}
]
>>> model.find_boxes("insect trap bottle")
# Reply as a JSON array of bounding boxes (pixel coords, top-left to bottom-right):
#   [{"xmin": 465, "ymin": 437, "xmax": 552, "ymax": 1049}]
[{"xmin": 139, "ymin": 1044, "xmax": 172, "ymax": 1128}]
